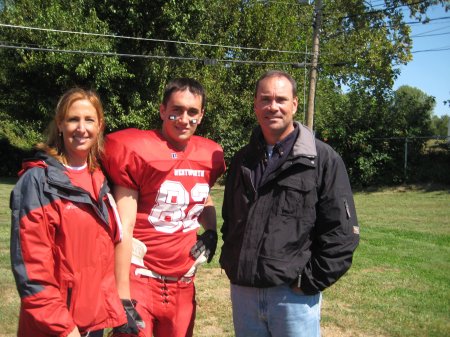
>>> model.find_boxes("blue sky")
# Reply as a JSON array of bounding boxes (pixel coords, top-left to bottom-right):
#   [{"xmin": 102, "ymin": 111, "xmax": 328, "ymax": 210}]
[{"xmin": 393, "ymin": 4, "xmax": 450, "ymax": 117}]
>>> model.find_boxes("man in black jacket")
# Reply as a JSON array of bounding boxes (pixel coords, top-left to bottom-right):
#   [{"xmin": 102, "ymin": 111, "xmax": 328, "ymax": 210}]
[{"xmin": 219, "ymin": 70, "xmax": 360, "ymax": 337}]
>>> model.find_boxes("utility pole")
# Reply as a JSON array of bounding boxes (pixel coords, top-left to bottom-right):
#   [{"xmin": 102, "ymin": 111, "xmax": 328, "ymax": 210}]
[
  {"xmin": 447, "ymin": 118, "xmax": 450, "ymax": 144},
  {"xmin": 306, "ymin": 0, "xmax": 323, "ymax": 129}
]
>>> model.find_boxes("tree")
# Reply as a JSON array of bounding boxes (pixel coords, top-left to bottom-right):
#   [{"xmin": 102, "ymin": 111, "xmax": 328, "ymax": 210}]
[
  {"xmin": 314, "ymin": 84, "xmax": 437, "ymax": 185},
  {"xmin": 391, "ymin": 85, "xmax": 435, "ymax": 137},
  {"xmin": 444, "ymin": 91, "xmax": 450, "ymax": 109},
  {"xmin": 89, "ymin": 0, "xmax": 311, "ymax": 161},
  {"xmin": 1, "ymin": 0, "xmax": 447, "ymax": 181},
  {"xmin": 431, "ymin": 115, "xmax": 450, "ymax": 137},
  {"xmin": 314, "ymin": 84, "xmax": 394, "ymax": 185},
  {"xmin": 388, "ymin": 85, "xmax": 436, "ymax": 181},
  {"xmin": 0, "ymin": 0, "xmax": 131, "ymax": 133}
]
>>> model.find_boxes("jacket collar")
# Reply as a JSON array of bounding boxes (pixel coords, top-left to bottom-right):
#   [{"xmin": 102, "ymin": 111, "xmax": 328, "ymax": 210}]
[
  {"xmin": 249, "ymin": 121, "xmax": 317, "ymax": 160},
  {"xmin": 292, "ymin": 122, "xmax": 317, "ymax": 159},
  {"xmin": 31, "ymin": 151, "xmax": 73, "ymax": 186}
]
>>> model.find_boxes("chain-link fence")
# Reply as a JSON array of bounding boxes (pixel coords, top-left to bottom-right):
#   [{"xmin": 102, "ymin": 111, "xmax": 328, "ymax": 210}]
[{"xmin": 370, "ymin": 136, "xmax": 450, "ymax": 185}]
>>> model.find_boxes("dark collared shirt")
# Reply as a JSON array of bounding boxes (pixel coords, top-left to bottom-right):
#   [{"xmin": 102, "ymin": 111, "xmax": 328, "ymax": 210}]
[{"xmin": 253, "ymin": 124, "xmax": 299, "ymax": 189}]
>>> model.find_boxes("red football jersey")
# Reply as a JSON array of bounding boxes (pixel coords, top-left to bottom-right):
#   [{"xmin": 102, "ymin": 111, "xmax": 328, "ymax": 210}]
[{"xmin": 103, "ymin": 128, "xmax": 226, "ymax": 277}]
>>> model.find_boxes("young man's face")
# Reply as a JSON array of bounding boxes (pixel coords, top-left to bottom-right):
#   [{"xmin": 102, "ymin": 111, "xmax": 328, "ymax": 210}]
[
  {"xmin": 160, "ymin": 89, "xmax": 204, "ymax": 150},
  {"xmin": 254, "ymin": 76, "xmax": 298, "ymax": 145}
]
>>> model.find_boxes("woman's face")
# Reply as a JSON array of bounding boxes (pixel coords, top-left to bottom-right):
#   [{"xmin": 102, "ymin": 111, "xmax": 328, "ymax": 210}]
[{"xmin": 57, "ymin": 99, "xmax": 102, "ymax": 167}]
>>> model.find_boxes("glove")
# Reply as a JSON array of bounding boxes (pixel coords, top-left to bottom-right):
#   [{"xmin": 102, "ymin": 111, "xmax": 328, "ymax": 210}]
[
  {"xmin": 190, "ymin": 229, "xmax": 218, "ymax": 263},
  {"xmin": 111, "ymin": 299, "xmax": 145, "ymax": 336},
  {"xmin": 184, "ymin": 250, "xmax": 208, "ymax": 278}
]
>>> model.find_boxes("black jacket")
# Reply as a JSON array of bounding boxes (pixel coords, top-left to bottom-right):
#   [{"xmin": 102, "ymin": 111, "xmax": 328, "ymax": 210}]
[{"xmin": 219, "ymin": 122, "xmax": 360, "ymax": 294}]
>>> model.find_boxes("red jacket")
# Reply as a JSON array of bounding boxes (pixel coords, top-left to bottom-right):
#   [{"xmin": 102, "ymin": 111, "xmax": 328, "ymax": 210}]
[{"xmin": 10, "ymin": 152, "xmax": 126, "ymax": 337}]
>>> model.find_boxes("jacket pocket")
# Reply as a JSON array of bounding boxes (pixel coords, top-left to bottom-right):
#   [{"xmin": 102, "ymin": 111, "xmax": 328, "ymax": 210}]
[
  {"xmin": 66, "ymin": 286, "xmax": 73, "ymax": 309},
  {"xmin": 342, "ymin": 197, "xmax": 356, "ymax": 235},
  {"xmin": 60, "ymin": 279, "xmax": 74, "ymax": 311},
  {"xmin": 276, "ymin": 176, "xmax": 317, "ymax": 217}
]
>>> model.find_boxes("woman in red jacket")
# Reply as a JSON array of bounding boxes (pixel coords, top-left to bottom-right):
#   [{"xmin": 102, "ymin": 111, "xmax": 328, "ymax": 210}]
[{"xmin": 10, "ymin": 88, "xmax": 139, "ymax": 337}]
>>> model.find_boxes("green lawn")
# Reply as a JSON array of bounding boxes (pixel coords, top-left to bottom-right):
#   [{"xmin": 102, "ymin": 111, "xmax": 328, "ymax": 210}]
[
  {"xmin": 0, "ymin": 177, "xmax": 19, "ymax": 337},
  {"xmin": 1, "ymin": 178, "xmax": 449, "ymax": 337},
  {"xmin": 331, "ymin": 187, "xmax": 450, "ymax": 337}
]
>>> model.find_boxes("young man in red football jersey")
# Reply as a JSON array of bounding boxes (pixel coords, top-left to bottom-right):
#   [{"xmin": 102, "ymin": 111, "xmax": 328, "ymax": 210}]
[{"xmin": 102, "ymin": 78, "xmax": 226, "ymax": 337}]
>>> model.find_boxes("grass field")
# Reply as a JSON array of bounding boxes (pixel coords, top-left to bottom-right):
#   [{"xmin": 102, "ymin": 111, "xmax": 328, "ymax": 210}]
[{"xmin": 1, "ymin": 178, "xmax": 449, "ymax": 337}]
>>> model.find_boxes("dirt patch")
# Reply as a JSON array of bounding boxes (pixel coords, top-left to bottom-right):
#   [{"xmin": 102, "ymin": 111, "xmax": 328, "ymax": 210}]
[
  {"xmin": 194, "ymin": 268, "xmax": 384, "ymax": 337},
  {"xmin": 322, "ymin": 325, "xmax": 390, "ymax": 337}
]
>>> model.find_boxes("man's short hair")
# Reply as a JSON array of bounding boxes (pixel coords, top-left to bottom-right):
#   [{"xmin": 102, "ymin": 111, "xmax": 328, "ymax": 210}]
[
  {"xmin": 254, "ymin": 70, "xmax": 297, "ymax": 98},
  {"xmin": 162, "ymin": 78, "xmax": 206, "ymax": 110}
]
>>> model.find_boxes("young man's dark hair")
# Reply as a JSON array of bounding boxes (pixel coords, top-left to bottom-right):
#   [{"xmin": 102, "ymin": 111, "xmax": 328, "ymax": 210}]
[{"xmin": 162, "ymin": 77, "xmax": 206, "ymax": 110}]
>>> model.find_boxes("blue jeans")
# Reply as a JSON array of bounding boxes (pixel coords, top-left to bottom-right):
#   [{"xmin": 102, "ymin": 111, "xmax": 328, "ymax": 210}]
[{"xmin": 230, "ymin": 283, "xmax": 322, "ymax": 337}]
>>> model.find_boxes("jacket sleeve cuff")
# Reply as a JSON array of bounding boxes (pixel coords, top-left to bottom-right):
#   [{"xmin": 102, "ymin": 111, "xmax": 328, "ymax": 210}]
[{"xmin": 298, "ymin": 273, "xmax": 321, "ymax": 295}]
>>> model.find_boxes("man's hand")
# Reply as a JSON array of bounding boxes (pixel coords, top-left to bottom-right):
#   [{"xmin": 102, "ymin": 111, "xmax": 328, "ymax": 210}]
[
  {"xmin": 190, "ymin": 230, "xmax": 218, "ymax": 263},
  {"xmin": 111, "ymin": 299, "xmax": 145, "ymax": 336}
]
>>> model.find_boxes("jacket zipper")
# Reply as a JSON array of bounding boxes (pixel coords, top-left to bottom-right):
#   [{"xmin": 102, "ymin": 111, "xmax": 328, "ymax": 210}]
[
  {"xmin": 344, "ymin": 198, "xmax": 351, "ymax": 219},
  {"xmin": 66, "ymin": 286, "xmax": 73, "ymax": 310}
]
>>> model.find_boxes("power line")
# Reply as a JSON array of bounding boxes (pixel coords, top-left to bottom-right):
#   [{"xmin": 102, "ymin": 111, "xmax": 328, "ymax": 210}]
[
  {"xmin": 412, "ymin": 45, "xmax": 450, "ymax": 53},
  {"xmin": 0, "ymin": 43, "xmax": 310, "ymax": 67},
  {"xmin": 365, "ymin": 0, "xmax": 388, "ymax": 10},
  {"xmin": 413, "ymin": 31, "xmax": 450, "ymax": 38},
  {"xmin": 2, "ymin": 15, "xmax": 447, "ymax": 60},
  {"xmin": 320, "ymin": 41, "xmax": 450, "ymax": 64},
  {"xmin": 255, "ymin": 0, "xmax": 312, "ymax": 8},
  {"xmin": 406, "ymin": 16, "xmax": 450, "ymax": 24},
  {"xmin": 330, "ymin": 0, "xmax": 433, "ymax": 20},
  {"xmin": 411, "ymin": 24, "xmax": 450, "ymax": 37},
  {"xmin": 322, "ymin": 15, "xmax": 450, "ymax": 42},
  {"xmin": 1, "ymin": 8, "xmax": 447, "ymax": 67},
  {"xmin": 0, "ymin": 41, "xmax": 361, "ymax": 67},
  {"xmin": 0, "ymin": 23, "xmax": 311, "ymax": 56}
]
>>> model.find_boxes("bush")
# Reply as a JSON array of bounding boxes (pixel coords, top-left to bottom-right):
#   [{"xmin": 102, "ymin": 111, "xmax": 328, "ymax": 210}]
[
  {"xmin": 0, "ymin": 114, "xmax": 41, "ymax": 177},
  {"xmin": 0, "ymin": 138, "xmax": 34, "ymax": 177},
  {"xmin": 410, "ymin": 142, "xmax": 450, "ymax": 184}
]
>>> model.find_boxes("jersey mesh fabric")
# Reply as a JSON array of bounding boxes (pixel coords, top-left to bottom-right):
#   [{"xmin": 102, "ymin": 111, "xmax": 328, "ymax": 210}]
[{"xmin": 103, "ymin": 128, "xmax": 225, "ymax": 277}]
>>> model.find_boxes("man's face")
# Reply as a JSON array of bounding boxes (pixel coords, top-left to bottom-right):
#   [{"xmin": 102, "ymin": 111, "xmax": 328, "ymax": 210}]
[
  {"xmin": 254, "ymin": 76, "xmax": 298, "ymax": 145},
  {"xmin": 160, "ymin": 89, "xmax": 204, "ymax": 150}
]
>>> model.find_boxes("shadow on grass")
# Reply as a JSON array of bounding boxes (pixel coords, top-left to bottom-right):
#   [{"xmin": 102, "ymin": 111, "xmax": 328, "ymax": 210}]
[
  {"xmin": 0, "ymin": 177, "xmax": 17, "ymax": 185},
  {"xmin": 354, "ymin": 183, "xmax": 450, "ymax": 194}
]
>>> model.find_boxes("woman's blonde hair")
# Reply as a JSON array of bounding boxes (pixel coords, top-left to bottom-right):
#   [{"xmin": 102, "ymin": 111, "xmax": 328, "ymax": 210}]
[{"xmin": 36, "ymin": 88, "xmax": 105, "ymax": 171}]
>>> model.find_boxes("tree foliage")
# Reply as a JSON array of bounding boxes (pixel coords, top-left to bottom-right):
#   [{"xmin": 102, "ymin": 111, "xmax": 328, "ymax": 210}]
[
  {"xmin": 392, "ymin": 85, "xmax": 435, "ymax": 137},
  {"xmin": 315, "ymin": 84, "xmax": 438, "ymax": 185},
  {"xmin": 431, "ymin": 115, "xmax": 450, "ymax": 137},
  {"xmin": 0, "ymin": 0, "xmax": 448, "ymax": 183},
  {"xmin": 0, "ymin": 0, "xmax": 131, "ymax": 128}
]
